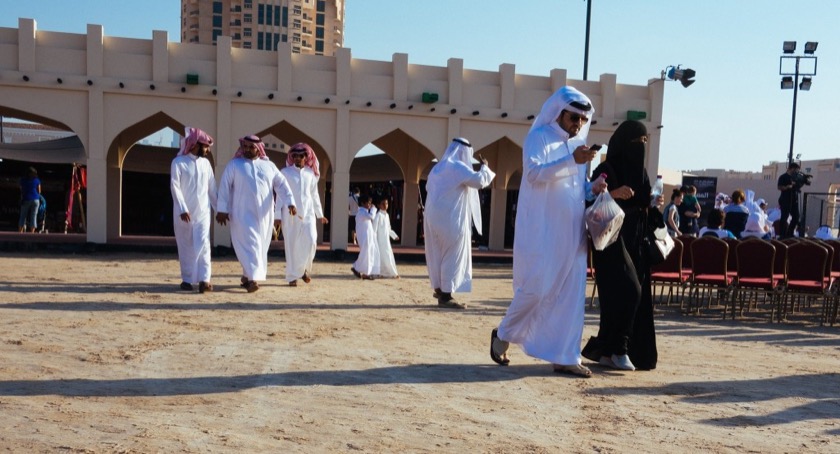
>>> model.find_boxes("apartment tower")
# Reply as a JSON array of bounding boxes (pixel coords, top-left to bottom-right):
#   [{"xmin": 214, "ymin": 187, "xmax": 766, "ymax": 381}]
[{"xmin": 180, "ymin": 0, "xmax": 344, "ymax": 55}]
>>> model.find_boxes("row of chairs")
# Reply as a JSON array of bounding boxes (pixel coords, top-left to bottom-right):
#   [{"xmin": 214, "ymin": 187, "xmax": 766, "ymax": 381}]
[{"xmin": 651, "ymin": 236, "xmax": 840, "ymax": 325}]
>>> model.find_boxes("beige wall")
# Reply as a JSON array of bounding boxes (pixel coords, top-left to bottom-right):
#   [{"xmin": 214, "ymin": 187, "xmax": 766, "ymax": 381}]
[{"xmin": 0, "ymin": 18, "xmax": 665, "ymax": 250}]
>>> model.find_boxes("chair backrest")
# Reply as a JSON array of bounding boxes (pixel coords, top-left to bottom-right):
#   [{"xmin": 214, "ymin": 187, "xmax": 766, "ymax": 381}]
[
  {"xmin": 786, "ymin": 242, "xmax": 828, "ymax": 283},
  {"xmin": 826, "ymin": 239, "xmax": 840, "ymax": 273},
  {"xmin": 736, "ymin": 239, "xmax": 775, "ymax": 279},
  {"xmin": 679, "ymin": 235, "xmax": 696, "ymax": 270},
  {"xmin": 815, "ymin": 239, "xmax": 835, "ymax": 278},
  {"xmin": 691, "ymin": 236, "xmax": 729, "ymax": 276},
  {"xmin": 781, "ymin": 237, "xmax": 800, "ymax": 245},
  {"xmin": 723, "ymin": 211, "xmax": 749, "ymax": 238},
  {"xmin": 769, "ymin": 239, "xmax": 788, "ymax": 277},
  {"xmin": 722, "ymin": 237, "xmax": 740, "ymax": 272},
  {"xmin": 652, "ymin": 237, "xmax": 683, "ymax": 274}
]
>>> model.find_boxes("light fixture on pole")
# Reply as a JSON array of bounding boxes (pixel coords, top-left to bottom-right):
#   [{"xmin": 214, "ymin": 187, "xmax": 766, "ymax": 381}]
[
  {"xmin": 661, "ymin": 65, "xmax": 697, "ymax": 88},
  {"xmin": 779, "ymin": 40, "xmax": 818, "ymax": 166}
]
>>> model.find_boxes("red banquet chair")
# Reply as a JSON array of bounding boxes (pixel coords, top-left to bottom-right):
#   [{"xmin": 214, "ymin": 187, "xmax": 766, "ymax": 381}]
[
  {"xmin": 779, "ymin": 241, "xmax": 831, "ymax": 324},
  {"xmin": 726, "ymin": 239, "xmax": 779, "ymax": 320},
  {"xmin": 686, "ymin": 236, "xmax": 733, "ymax": 315},
  {"xmin": 651, "ymin": 238, "xmax": 688, "ymax": 306}
]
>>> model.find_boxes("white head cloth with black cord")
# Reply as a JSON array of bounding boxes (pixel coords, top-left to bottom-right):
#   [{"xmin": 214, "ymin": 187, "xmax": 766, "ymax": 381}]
[
  {"xmin": 428, "ymin": 137, "xmax": 485, "ymax": 234},
  {"xmin": 529, "ymin": 85, "xmax": 595, "ymax": 142}
]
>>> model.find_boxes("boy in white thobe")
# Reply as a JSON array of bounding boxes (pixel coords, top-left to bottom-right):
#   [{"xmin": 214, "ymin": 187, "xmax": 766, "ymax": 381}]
[
  {"xmin": 424, "ymin": 138, "xmax": 495, "ymax": 309},
  {"xmin": 351, "ymin": 194, "xmax": 379, "ymax": 279},
  {"xmin": 491, "ymin": 86, "xmax": 606, "ymax": 377},
  {"xmin": 374, "ymin": 198, "xmax": 400, "ymax": 278},
  {"xmin": 216, "ymin": 135, "xmax": 297, "ymax": 293},
  {"xmin": 170, "ymin": 127, "xmax": 217, "ymax": 293},
  {"xmin": 280, "ymin": 143, "xmax": 328, "ymax": 286}
]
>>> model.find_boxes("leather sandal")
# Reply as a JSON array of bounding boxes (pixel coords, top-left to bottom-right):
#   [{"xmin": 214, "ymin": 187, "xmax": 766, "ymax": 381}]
[
  {"xmin": 198, "ymin": 281, "xmax": 213, "ymax": 293},
  {"xmin": 490, "ymin": 328, "xmax": 510, "ymax": 365},
  {"xmin": 246, "ymin": 281, "xmax": 259, "ymax": 293}
]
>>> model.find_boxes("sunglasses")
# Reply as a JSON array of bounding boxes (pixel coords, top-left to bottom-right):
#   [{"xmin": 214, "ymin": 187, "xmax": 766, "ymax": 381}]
[
  {"xmin": 290, "ymin": 150, "xmax": 307, "ymax": 156},
  {"xmin": 566, "ymin": 113, "xmax": 589, "ymax": 124}
]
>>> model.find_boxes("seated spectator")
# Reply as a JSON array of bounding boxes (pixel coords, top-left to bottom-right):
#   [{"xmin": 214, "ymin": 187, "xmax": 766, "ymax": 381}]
[
  {"xmin": 815, "ymin": 225, "xmax": 836, "ymax": 240},
  {"xmin": 740, "ymin": 212, "xmax": 771, "ymax": 239},
  {"xmin": 699, "ymin": 209, "xmax": 736, "ymax": 239},
  {"xmin": 723, "ymin": 189, "xmax": 749, "ymax": 238}
]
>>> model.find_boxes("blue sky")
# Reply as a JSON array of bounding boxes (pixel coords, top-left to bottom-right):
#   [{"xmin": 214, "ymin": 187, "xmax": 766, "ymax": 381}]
[{"xmin": 2, "ymin": 0, "xmax": 838, "ymax": 172}]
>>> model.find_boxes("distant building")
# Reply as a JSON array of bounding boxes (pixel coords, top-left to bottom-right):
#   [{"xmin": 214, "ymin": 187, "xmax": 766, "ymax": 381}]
[
  {"xmin": 0, "ymin": 121, "xmax": 73, "ymax": 144},
  {"xmin": 180, "ymin": 0, "xmax": 344, "ymax": 55}
]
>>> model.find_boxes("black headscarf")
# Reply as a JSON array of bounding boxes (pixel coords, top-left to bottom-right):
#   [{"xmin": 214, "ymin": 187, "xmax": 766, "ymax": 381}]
[{"xmin": 605, "ymin": 120, "xmax": 650, "ymax": 209}]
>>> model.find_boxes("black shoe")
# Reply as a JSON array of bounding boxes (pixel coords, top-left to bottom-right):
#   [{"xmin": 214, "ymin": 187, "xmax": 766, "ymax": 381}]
[{"xmin": 180, "ymin": 282, "xmax": 193, "ymax": 291}]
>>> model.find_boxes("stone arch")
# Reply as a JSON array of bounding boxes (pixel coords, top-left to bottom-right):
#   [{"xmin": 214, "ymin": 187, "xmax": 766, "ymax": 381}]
[
  {"xmin": 354, "ymin": 129, "xmax": 437, "ymax": 247},
  {"xmin": 105, "ymin": 112, "xmax": 185, "ymax": 239},
  {"xmin": 0, "ymin": 105, "xmax": 87, "ymax": 234}
]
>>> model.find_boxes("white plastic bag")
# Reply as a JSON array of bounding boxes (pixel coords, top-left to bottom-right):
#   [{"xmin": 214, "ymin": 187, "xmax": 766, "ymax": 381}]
[{"xmin": 585, "ymin": 190, "xmax": 625, "ymax": 251}]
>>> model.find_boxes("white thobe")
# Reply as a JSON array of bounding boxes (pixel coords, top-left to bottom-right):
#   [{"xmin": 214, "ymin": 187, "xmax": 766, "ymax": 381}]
[
  {"xmin": 375, "ymin": 210, "xmax": 399, "ymax": 277},
  {"xmin": 424, "ymin": 164, "xmax": 495, "ymax": 293},
  {"xmin": 353, "ymin": 207, "xmax": 380, "ymax": 276},
  {"xmin": 217, "ymin": 158, "xmax": 295, "ymax": 281},
  {"xmin": 280, "ymin": 165, "xmax": 323, "ymax": 282},
  {"xmin": 170, "ymin": 153, "xmax": 217, "ymax": 284},
  {"xmin": 497, "ymin": 123, "xmax": 593, "ymax": 366}
]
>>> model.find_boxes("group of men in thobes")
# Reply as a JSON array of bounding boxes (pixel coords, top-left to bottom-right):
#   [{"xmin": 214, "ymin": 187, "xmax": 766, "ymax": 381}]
[
  {"xmin": 173, "ymin": 85, "xmax": 621, "ymax": 378},
  {"xmin": 170, "ymin": 130, "xmax": 325, "ymax": 293}
]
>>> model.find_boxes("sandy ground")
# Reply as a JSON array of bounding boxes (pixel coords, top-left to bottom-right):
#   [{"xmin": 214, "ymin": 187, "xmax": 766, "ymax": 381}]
[{"xmin": 0, "ymin": 251, "xmax": 839, "ymax": 453}]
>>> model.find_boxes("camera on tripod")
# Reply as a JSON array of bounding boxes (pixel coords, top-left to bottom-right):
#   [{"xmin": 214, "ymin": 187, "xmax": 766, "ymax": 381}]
[{"xmin": 791, "ymin": 171, "xmax": 813, "ymax": 189}]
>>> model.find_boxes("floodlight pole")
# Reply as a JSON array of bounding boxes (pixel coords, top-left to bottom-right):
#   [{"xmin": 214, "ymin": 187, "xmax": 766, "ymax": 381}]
[
  {"xmin": 787, "ymin": 57, "xmax": 800, "ymax": 167},
  {"xmin": 583, "ymin": 0, "xmax": 592, "ymax": 80}
]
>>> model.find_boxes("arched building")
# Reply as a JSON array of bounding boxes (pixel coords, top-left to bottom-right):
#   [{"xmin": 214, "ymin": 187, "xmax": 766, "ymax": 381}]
[{"xmin": 0, "ymin": 18, "xmax": 665, "ymax": 251}]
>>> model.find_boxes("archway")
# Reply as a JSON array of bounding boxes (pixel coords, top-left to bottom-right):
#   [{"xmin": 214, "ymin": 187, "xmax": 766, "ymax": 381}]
[
  {"xmin": 0, "ymin": 107, "xmax": 86, "ymax": 234},
  {"xmin": 107, "ymin": 112, "xmax": 185, "ymax": 238},
  {"xmin": 352, "ymin": 129, "xmax": 436, "ymax": 247}
]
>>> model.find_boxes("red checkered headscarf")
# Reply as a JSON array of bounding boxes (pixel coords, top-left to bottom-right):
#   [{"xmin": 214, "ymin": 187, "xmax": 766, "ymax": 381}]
[
  {"xmin": 178, "ymin": 127, "xmax": 214, "ymax": 156},
  {"xmin": 233, "ymin": 135, "xmax": 267, "ymax": 160},
  {"xmin": 285, "ymin": 142, "xmax": 320, "ymax": 178}
]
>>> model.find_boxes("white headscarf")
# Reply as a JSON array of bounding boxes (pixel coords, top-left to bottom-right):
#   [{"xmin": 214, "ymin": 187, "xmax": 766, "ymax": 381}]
[
  {"xmin": 529, "ymin": 86, "xmax": 595, "ymax": 142},
  {"xmin": 429, "ymin": 137, "xmax": 485, "ymax": 235}
]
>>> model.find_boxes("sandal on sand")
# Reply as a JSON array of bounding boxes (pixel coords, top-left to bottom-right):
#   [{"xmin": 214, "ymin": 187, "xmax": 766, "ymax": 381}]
[
  {"xmin": 553, "ymin": 364, "xmax": 592, "ymax": 378},
  {"xmin": 490, "ymin": 328, "xmax": 510, "ymax": 366},
  {"xmin": 289, "ymin": 280, "xmax": 297, "ymax": 287},
  {"xmin": 351, "ymin": 267, "xmax": 362, "ymax": 279},
  {"xmin": 198, "ymin": 282, "xmax": 213, "ymax": 293},
  {"xmin": 246, "ymin": 281, "xmax": 259, "ymax": 293},
  {"xmin": 433, "ymin": 288, "xmax": 442, "ymax": 299},
  {"xmin": 180, "ymin": 282, "xmax": 193, "ymax": 291},
  {"xmin": 240, "ymin": 276, "xmax": 249, "ymax": 288},
  {"xmin": 302, "ymin": 272, "xmax": 311, "ymax": 284}
]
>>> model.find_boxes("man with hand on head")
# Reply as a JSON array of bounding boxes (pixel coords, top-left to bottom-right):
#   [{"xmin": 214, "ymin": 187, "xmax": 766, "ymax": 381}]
[
  {"xmin": 424, "ymin": 137, "xmax": 496, "ymax": 309},
  {"xmin": 170, "ymin": 127, "xmax": 217, "ymax": 293},
  {"xmin": 216, "ymin": 135, "xmax": 297, "ymax": 293},
  {"xmin": 491, "ymin": 86, "xmax": 607, "ymax": 378}
]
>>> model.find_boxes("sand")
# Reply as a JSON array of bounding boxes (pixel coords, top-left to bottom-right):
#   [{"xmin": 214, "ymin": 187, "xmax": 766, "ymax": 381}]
[{"xmin": 0, "ymin": 252, "xmax": 838, "ymax": 453}]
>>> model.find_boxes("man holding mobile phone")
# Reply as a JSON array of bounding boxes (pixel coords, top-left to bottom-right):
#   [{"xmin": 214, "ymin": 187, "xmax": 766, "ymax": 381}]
[{"xmin": 491, "ymin": 86, "xmax": 607, "ymax": 378}]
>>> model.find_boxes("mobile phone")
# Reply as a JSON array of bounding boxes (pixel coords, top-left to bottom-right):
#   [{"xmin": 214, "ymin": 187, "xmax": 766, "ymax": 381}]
[{"xmin": 589, "ymin": 144, "xmax": 602, "ymax": 151}]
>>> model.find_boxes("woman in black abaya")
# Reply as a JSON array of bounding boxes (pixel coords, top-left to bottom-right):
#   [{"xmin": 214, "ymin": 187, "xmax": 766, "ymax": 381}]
[{"xmin": 583, "ymin": 120, "xmax": 659, "ymax": 371}]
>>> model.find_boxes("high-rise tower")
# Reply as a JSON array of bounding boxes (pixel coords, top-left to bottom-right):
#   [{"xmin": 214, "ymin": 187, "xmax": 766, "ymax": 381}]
[{"xmin": 180, "ymin": 0, "xmax": 344, "ymax": 55}]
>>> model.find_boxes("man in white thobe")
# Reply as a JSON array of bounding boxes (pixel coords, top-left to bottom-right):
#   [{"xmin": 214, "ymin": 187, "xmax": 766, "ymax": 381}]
[
  {"xmin": 170, "ymin": 127, "xmax": 217, "ymax": 293},
  {"xmin": 280, "ymin": 143, "xmax": 328, "ymax": 286},
  {"xmin": 424, "ymin": 138, "xmax": 496, "ymax": 309},
  {"xmin": 216, "ymin": 135, "xmax": 297, "ymax": 293},
  {"xmin": 491, "ymin": 86, "xmax": 606, "ymax": 377}
]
